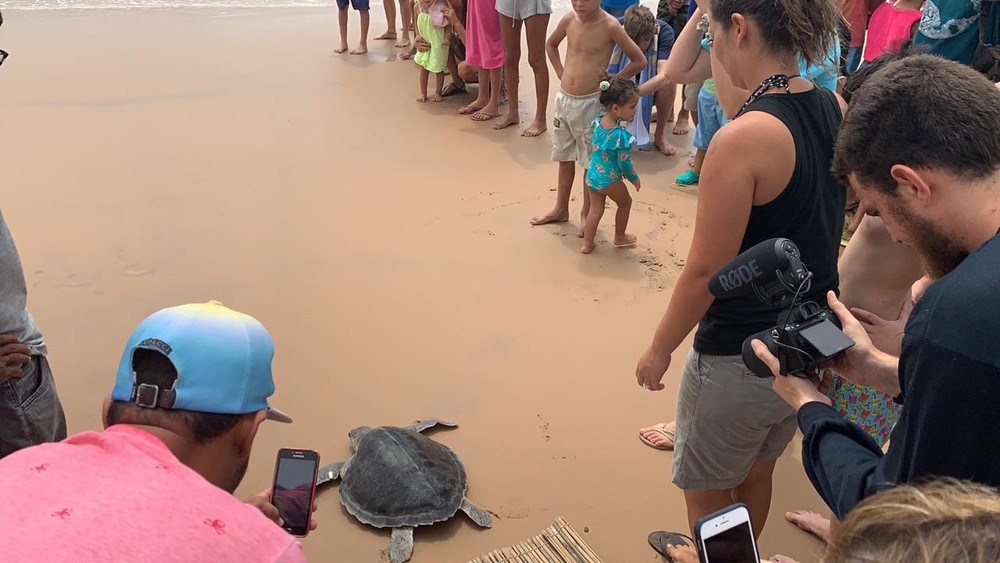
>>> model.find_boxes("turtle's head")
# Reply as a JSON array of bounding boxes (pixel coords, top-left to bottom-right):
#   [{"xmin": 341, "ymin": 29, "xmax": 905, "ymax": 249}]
[{"xmin": 348, "ymin": 426, "xmax": 372, "ymax": 450}]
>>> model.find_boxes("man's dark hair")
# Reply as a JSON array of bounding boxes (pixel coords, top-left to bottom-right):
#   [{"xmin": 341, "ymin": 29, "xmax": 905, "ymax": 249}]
[
  {"xmin": 841, "ymin": 47, "xmax": 921, "ymax": 104},
  {"xmin": 832, "ymin": 54, "xmax": 1000, "ymax": 194},
  {"xmin": 106, "ymin": 348, "xmax": 247, "ymax": 444}
]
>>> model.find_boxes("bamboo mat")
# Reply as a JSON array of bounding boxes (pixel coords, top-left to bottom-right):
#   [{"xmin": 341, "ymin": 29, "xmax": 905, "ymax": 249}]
[{"xmin": 466, "ymin": 517, "xmax": 604, "ymax": 563}]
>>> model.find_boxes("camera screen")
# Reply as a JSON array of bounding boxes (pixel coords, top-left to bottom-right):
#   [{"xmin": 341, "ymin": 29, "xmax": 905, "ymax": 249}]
[
  {"xmin": 273, "ymin": 457, "xmax": 317, "ymax": 533},
  {"xmin": 800, "ymin": 319, "xmax": 854, "ymax": 357},
  {"xmin": 703, "ymin": 521, "xmax": 758, "ymax": 563}
]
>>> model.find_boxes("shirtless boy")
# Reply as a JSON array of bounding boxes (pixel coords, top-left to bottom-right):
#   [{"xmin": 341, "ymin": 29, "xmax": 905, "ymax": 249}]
[{"xmin": 530, "ymin": 0, "xmax": 646, "ymax": 229}]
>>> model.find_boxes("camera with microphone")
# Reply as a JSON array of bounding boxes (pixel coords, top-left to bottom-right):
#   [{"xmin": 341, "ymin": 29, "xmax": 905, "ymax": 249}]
[{"xmin": 709, "ymin": 238, "xmax": 854, "ymax": 378}]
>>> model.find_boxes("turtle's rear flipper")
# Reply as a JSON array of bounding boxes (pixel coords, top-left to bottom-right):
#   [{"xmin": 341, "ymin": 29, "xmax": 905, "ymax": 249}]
[
  {"xmin": 406, "ymin": 419, "xmax": 458, "ymax": 433},
  {"xmin": 460, "ymin": 497, "xmax": 493, "ymax": 528},
  {"xmin": 316, "ymin": 461, "xmax": 345, "ymax": 487},
  {"xmin": 389, "ymin": 527, "xmax": 414, "ymax": 563}
]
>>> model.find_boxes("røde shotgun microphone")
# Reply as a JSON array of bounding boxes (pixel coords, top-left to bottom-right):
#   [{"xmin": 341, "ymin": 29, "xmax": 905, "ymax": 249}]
[{"xmin": 708, "ymin": 238, "xmax": 811, "ymax": 304}]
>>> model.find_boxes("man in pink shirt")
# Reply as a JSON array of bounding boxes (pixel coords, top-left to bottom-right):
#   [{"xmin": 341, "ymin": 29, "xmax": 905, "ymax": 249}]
[{"xmin": 0, "ymin": 301, "xmax": 311, "ymax": 562}]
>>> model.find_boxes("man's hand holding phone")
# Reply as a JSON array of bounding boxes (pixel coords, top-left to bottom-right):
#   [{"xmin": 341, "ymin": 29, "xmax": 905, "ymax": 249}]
[{"xmin": 245, "ymin": 488, "xmax": 319, "ymax": 532}]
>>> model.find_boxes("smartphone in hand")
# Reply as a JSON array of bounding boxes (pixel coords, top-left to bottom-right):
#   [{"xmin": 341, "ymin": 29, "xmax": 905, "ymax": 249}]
[
  {"xmin": 694, "ymin": 503, "xmax": 759, "ymax": 563},
  {"xmin": 270, "ymin": 448, "xmax": 320, "ymax": 537}
]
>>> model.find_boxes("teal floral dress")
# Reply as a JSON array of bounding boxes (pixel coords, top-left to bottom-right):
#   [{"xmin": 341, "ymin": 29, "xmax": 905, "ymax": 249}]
[{"xmin": 585, "ymin": 117, "xmax": 640, "ymax": 191}]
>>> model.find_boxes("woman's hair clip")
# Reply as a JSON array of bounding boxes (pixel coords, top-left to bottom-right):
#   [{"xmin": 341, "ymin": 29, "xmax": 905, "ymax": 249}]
[{"xmin": 599, "ymin": 80, "xmax": 611, "ymax": 91}]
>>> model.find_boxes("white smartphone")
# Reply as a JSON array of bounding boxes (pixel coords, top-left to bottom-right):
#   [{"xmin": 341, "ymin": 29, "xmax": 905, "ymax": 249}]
[{"xmin": 694, "ymin": 503, "xmax": 760, "ymax": 563}]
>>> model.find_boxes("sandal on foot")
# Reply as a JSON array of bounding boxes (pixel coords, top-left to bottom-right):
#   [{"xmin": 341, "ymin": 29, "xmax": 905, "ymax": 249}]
[
  {"xmin": 676, "ymin": 170, "xmax": 700, "ymax": 186},
  {"xmin": 639, "ymin": 423, "xmax": 675, "ymax": 450},
  {"xmin": 648, "ymin": 531, "xmax": 695, "ymax": 561},
  {"xmin": 442, "ymin": 83, "xmax": 467, "ymax": 97}
]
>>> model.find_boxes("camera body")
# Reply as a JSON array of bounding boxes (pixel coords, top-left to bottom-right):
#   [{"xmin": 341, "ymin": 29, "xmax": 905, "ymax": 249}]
[
  {"xmin": 742, "ymin": 300, "xmax": 852, "ymax": 378},
  {"xmin": 709, "ymin": 238, "xmax": 854, "ymax": 379}
]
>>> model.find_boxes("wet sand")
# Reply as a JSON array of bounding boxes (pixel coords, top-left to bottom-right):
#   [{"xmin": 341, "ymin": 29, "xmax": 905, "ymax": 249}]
[{"xmin": 1, "ymin": 8, "xmax": 827, "ymax": 562}]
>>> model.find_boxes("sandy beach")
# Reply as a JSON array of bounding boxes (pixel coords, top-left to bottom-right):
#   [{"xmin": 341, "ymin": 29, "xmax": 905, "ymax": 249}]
[{"xmin": 0, "ymin": 6, "xmax": 828, "ymax": 561}]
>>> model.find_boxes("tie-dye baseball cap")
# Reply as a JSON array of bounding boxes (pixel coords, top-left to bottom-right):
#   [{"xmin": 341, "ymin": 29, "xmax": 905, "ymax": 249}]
[{"xmin": 112, "ymin": 301, "xmax": 292, "ymax": 423}]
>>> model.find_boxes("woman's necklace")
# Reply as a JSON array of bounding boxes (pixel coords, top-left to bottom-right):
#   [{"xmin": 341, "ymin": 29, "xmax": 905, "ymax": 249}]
[{"xmin": 734, "ymin": 74, "xmax": 801, "ymax": 118}]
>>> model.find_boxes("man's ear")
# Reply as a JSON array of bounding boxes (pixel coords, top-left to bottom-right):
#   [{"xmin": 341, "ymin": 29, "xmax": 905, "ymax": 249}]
[
  {"xmin": 102, "ymin": 396, "xmax": 113, "ymax": 429},
  {"xmin": 889, "ymin": 164, "xmax": 932, "ymax": 207},
  {"xmin": 234, "ymin": 410, "xmax": 267, "ymax": 458}
]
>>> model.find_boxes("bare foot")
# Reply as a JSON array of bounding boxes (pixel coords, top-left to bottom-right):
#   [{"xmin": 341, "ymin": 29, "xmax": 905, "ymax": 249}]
[
  {"xmin": 654, "ymin": 136, "xmax": 678, "ymax": 156},
  {"xmin": 395, "ymin": 37, "xmax": 411, "ymax": 48},
  {"xmin": 374, "ymin": 31, "xmax": 397, "ymax": 40},
  {"xmin": 335, "ymin": 43, "xmax": 349, "ymax": 54},
  {"xmin": 522, "ymin": 118, "xmax": 547, "ymax": 137},
  {"xmin": 785, "ymin": 510, "xmax": 832, "ymax": 544},
  {"xmin": 458, "ymin": 102, "xmax": 486, "ymax": 115},
  {"xmin": 431, "ymin": 93, "xmax": 443, "ymax": 103},
  {"xmin": 664, "ymin": 545, "xmax": 699, "ymax": 563},
  {"xmin": 581, "ymin": 241, "xmax": 596, "ymax": 254},
  {"xmin": 530, "ymin": 209, "xmax": 569, "ymax": 226},
  {"xmin": 639, "ymin": 421, "xmax": 675, "ymax": 450},
  {"xmin": 416, "ymin": 94, "xmax": 427, "ymax": 103},
  {"xmin": 578, "ymin": 214, "xmax": 587, "ymax": 238},
  {"xmin": 398, "ymin": 48, "xmax": 416, "ymax": 60},
  {"xmin": 673, "ymin": 118, "xmax": 689, "ymax": 135},
  {"xmin": 614, "ymin": 233, "xmax": 637, "ymax": 248},
  {"xmin": 350, "ymin": 44, "xmax": 368, "ymax": 55},
  {"xmin": 493, "ymin": 113, "xmax": 520, "ymax": 131}
]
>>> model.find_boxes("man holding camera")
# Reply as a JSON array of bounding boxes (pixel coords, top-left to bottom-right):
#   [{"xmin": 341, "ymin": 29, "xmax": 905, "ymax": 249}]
[{"xmin": 753, "ymin": 54, "xmax": 1000, "ymax": 519}]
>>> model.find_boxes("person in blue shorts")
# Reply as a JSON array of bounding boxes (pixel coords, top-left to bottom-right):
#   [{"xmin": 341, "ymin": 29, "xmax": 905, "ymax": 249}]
[{"xmin": 336, "ymin": 0, "xmax": 371, "ymax": 55}]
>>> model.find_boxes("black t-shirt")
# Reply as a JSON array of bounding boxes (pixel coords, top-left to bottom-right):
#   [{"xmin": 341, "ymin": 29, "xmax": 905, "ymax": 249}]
[
  {"xmin": 694, "ymin": 87, "xmax": 846, "ymax": 356},
  {"xmin": 799, "ymin": 231, "xmax": 1000, "ymax": 519}
]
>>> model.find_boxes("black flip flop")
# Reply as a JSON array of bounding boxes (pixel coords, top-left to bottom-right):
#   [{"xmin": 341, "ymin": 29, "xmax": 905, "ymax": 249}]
[
  {"xmin": 648, "ymin": 531, "xmax": 696, "ymax": 561},
  {"xmin": 441, "ymin": 83, "xmax": 467, "ymax": 97}
]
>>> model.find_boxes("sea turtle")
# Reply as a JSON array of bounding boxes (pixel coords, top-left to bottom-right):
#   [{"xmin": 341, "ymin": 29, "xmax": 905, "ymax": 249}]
[{"xmin": 316, "ymin": 419, "xmax": 493, "ymax": 562}]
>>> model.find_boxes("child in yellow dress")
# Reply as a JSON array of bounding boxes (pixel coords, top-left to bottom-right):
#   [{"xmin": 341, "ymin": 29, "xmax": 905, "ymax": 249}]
[{"xmin": 414, "ymin": 0, "xmax": 452, "ymax": 102}]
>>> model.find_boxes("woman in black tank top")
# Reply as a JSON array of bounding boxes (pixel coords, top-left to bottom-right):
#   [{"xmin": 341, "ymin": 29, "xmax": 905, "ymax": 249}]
[{"xmin": 635, "ymin": 0, "xmax": 846, "ymax": 555}]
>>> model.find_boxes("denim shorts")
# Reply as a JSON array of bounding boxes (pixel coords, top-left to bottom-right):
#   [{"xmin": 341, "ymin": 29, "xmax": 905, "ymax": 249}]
[
  {"xmin": 0, "ymin": 355, "xmax": 67, "ymax": 458},
  {"xmin": 692, "ymin": 88, "xmax": 728, "ymax": 151}
]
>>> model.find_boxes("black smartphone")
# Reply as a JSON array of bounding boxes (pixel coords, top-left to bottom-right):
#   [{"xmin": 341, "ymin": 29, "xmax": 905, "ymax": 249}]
[
  {"xmin": 695, "ymin": 503, "xmax": 759, "ymax": 563},
  {"xmin": 270, "ymin": 448, "xmax": 320, "ymax": 537}
]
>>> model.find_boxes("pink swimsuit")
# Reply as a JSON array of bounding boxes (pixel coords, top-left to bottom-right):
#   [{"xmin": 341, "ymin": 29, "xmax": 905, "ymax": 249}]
[{"xmin": 464, "ymin": 0, "xmax": 504, "ymax": 70}]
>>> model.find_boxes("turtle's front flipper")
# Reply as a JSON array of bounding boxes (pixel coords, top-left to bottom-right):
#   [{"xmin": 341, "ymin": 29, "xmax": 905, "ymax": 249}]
[
  {"xmin": 388, "ymin": 527, "xmax": 414, "ymax": 563},
  {"xmin": 406, "ymin": 419, "xmax": 458, "ymax": 433},
  {"xmin": 316, "ymin": 461, "xmax": 345, "ymax": 487},
  {"xmin": 460, "ymin": 497, "xmax": 493, "ymax": 528}
]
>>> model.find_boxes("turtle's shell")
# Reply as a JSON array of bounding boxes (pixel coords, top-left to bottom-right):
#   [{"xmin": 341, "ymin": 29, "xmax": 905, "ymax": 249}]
[{"xmin": 340, "ymin": 426, "xmax": 468, "ymax": 528}]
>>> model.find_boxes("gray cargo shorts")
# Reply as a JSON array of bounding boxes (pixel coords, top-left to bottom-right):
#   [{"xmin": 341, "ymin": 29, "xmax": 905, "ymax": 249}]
[
  {"xmin": 672, "ymin": 350, "xmax": 797, "ymax": 490},
  {"xmin": 0, "ymin": 355, "xmax": 67, "ymax": 457}
]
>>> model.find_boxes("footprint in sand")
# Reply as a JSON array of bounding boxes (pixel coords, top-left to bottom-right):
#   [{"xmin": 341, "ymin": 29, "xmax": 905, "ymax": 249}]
[{"xmin": 59, "ymin": 272, "xmax": 94, "ymax": 288}]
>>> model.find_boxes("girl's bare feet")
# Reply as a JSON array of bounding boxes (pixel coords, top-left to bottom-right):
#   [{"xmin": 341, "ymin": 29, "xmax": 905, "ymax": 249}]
[
  {"xmin": 785, "ymin": 510, "xmax": 832, "ymax": 543},
  {"xmin": 581, "ymin": 241, "xmax": 596, "ymax": 254},
  {"xmin": 416, "ymin": 94, "xmax": 428, "ymax": 103},
  {"xmin": 614, "ymin": 233, "xmax": 637, "ymax": 248},
  {"xmin": 335, "ymin": 42, "xmax": 349, "ymax": 54},
  {"xmin": 431, "ymin": 93, "xmax": 443, "ymax": 102},
  {"xmin": 672, "ymin": 116, "xmax": 689, "ymax": 135},
  {"xmin": 493, "ymin": 112, "xmax": 520, "ymax": 131},
  {"xmin": 653, "ymin": 136, "xmax": 677, "ymax": 156},
  {"xmin": 395, "ymin": 37, "xmax": 411, "ymax": 48},
  {"xmin": 350, "ymin": 44, "xmax": 368, "ymax": 55},
  {"xmin": 522, "ymin": 117, "xmax": 547, "ymax": 137},
  {"xmin": 374, "ymin": 31, "xmax": 397, "ymax": 40}
]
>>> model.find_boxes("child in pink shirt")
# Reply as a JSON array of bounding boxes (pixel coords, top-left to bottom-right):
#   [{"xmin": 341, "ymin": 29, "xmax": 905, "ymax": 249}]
[{"xmin": 863, "ymin": 0, "xmax": 924, "ymax": 63}]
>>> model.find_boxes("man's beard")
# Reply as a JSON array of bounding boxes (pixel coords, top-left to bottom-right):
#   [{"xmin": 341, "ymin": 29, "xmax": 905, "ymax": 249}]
[
  {"xmin": 223, "ymin": 457, "xmax": 250, "ymax": 494},
  {"xmin": 893, "ymin": 201, "xmax": 969, "ymax": 279}
]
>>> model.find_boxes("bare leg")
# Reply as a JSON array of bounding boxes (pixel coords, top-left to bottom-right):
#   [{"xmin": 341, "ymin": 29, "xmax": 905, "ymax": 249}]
[
  {"xmin": 397, "ymin": 0, "xmax": 412, "ymax": 46},
  {"xmin": 336, "ymin": 8, "xmax": 350, "ymax": 53},
  {"xmin": 691, "ymin": 109, "xmax": 699, "ymax": 127},
  {"xmin": 581, "ymin": 188, "xmax": 606, "ymax": 254},
  {"xmin": 376, "ymin": 0, "xmax": 397, "ymax": 40},
  {"xmin": 693, "ymin": 149, "xmax": 706, "ymax": 174},
  {"xmin": 432, "ymin": 72, "xmax": 445, "ymax": 102},
  {"xmin": 653, "ymin": 87, "xmax": 678, "ymax": 156},
  {"xmin": 350, "ymin": 10, "xmax": 370, "ymax": 54},
  {"xmin": 684, "ymin": 489, "xmax": 736, "ymax": 537},
  {"xmin": 460, "ymin": 67, "xmax": 490, "ymax": 115},
  {"xmin": 417, "ymin": 67, "xmax": 429, "ymax": 103},
  {"xmin": 662, "ymin": 82, "xmax": 677, "ymax": 122},
  {"xmin": 673, "ymin": 108, "xmax": 690, "ymax": 135},
  {"xmin": 530, "ymin": 161, "xmax": 575, "ymax": 225},
  {"xmin": 602, "ymin": 181, "xmax": 635, "ymax": 247},
  {"xmin": 495, "ymin": 15, "xmax": 523, "ymax": 131},
  {"xmin": 732, "ymin": 459, "xmax": 779, "ymax": 539},
  {"xmin": 472, "ymin": 67, "xmax": 503, "ymax": 121},
  {"xmin": 522, "ymin": 13, "xmax": 550, "ymax": 137}
]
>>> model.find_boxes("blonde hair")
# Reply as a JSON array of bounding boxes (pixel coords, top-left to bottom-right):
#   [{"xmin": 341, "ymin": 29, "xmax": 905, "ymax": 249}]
[
  {"xmin": 824, "ymin": 479, "xmax": 1000, "ymax": 563},
  {"xmin": 623, "ymin": 5, "xmax": 657, "ymax": 45},
  {"xmin": 709, "ymin": 0, "xmax": 843, "ymax": 68}
]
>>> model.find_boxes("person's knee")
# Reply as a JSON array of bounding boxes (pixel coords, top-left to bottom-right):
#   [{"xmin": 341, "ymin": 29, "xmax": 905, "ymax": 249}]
[{"xmin": 527, "ymin": 50, "xmax": 546, "ymax": 70}]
